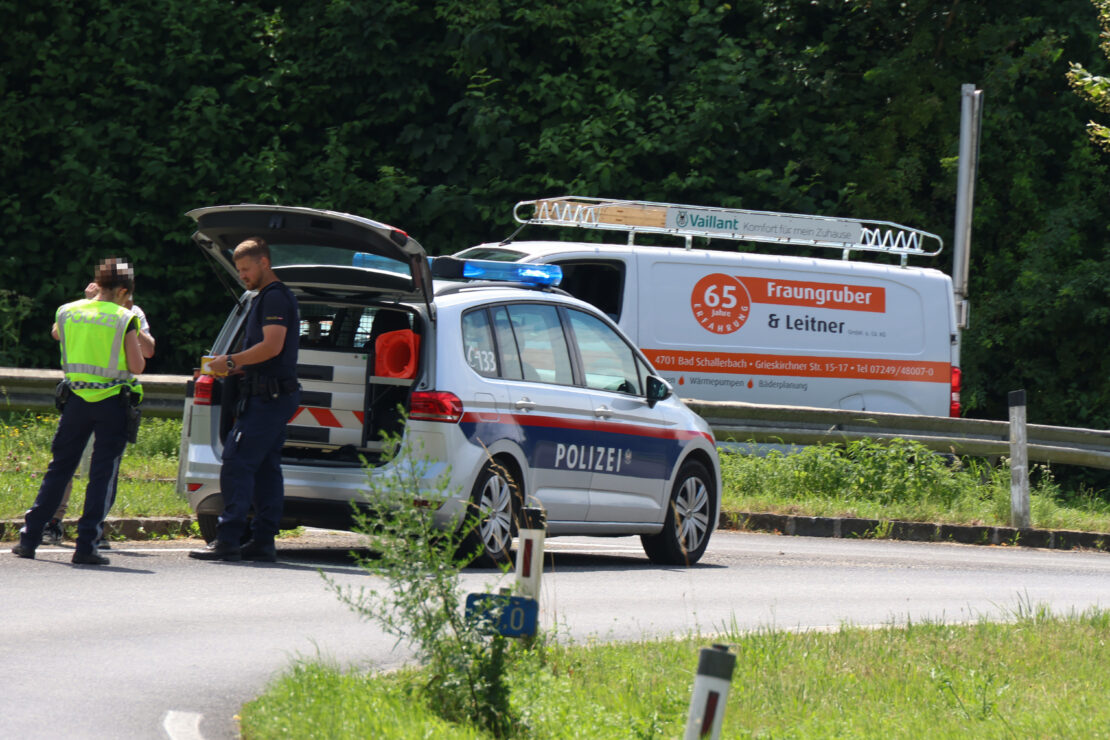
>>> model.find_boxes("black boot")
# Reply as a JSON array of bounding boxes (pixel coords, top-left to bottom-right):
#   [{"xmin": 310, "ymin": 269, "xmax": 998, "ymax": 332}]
[
  {"xmin": 240, "ymin": 539, "xmax": 277, "ymax": 562},
  {"xmin": 72, "ymin": 549, "xmax": 110, "ymax": 566},
  {"xmin": 189, "ymin": 540, "xmax": 242, "ymax": 562},
  {"xmin": 11, "ymin": 540, "xmax": 36, "ymax": 559}
]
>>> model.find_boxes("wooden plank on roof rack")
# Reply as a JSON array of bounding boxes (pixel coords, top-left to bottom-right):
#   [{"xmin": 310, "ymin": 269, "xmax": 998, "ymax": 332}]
[{"xmin": 596, "ymin": 203, "xmax": 667, "ymax": 228}]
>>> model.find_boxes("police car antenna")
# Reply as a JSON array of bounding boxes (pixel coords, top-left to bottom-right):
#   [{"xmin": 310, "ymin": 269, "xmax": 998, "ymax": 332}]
[
  {"xmin": 499, "ymin": 219, "xmax": 530, "ymax": 245},
  {"xmin": 512, "ymin": 197, "xmax": 944, "ymax": 265}
]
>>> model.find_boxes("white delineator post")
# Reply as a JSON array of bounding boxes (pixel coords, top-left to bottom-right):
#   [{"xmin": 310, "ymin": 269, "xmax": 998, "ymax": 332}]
[
  {"xmin": 684, "ymin": 644, "xmax": 736, "ymax": 740},
  {"xmin": 515, "ymin": 507, "xmax": 546, "ymax": 600},
  {"xmin": 1009, "ymin": 389, "xmax": 1031, "ymax": 529}
]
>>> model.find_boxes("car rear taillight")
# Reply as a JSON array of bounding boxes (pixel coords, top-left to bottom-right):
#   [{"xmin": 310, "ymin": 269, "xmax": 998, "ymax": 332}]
[
  {"xmin": 949, "ymin": 366, "xmax": 962, "ymax": 417},
  {"xmin": 409, "ymin": 391, "xmax": 463, "ymax": 423},
  {"xmin": 194, "ymin": 375, "xmax": 214, "ymax": 406}
]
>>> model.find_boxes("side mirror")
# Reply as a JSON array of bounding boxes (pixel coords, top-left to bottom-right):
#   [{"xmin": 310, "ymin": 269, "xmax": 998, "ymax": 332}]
[{"xmin": 645, "ymin": 375, "xmax": 672, "ymax": 407}]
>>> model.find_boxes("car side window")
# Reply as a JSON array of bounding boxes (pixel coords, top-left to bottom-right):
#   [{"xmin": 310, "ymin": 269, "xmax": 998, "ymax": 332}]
[
  {"xmin": 504, "ymin": 304, "xmax": 574, "ymax": 385},
  {"xmin": 462, "ymin": 309, "xmax": 499, "ymax": 377},
  {"xmin": 565, "ymin": 309, "xmax": 643, "ymax": 395},
  {"xmin": 491, "ymin": 306, "xmax": 524, "ymax": 380}
]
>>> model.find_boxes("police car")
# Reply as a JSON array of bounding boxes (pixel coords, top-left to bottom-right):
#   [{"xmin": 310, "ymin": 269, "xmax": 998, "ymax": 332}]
[{"xmin": 178, "ymin": 205, "xmax": 721, "ymax": 566}]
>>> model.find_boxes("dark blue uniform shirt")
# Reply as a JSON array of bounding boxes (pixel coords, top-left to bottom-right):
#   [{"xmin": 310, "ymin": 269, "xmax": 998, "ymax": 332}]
[{"xmin": 245, "ymin": 280, "xmax": 299, "ymax": 380}]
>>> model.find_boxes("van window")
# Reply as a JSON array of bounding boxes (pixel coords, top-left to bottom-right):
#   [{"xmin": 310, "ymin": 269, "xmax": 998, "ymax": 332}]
[
  {"xmin": 551, "ymin": 260, "xmax": 625, "ymax": 321},
  {"xmin": 504, "ymin": 304, "xmax": 574, "ymax": 385},
  {"xmin": 565, "ymin": 308, "xmax": 643, "ymax": 395}
]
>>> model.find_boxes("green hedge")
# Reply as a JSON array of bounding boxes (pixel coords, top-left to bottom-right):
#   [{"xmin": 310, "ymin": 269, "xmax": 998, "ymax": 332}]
[{"xmin": 2, "ymin": 0, "xmax": 1108, "ymax": 435}]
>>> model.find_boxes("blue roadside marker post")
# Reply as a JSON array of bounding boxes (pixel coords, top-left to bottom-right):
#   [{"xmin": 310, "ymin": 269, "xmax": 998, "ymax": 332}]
[
  {"xmin": 465, "ymin": 593, "xmax": 538, "ymax": 638},
  {"xmin": 465, "ymin": 507, "xmax": 547, "ymax": 639}
]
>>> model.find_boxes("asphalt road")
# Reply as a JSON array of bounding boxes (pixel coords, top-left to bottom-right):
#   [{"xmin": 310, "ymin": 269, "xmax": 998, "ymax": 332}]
[{"xmin": 3, "ymin": 530, "xmax": 1110, "ymax": 739}]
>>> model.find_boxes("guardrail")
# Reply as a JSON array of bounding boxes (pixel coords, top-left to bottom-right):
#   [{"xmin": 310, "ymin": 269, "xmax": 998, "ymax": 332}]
[
  {"xmin": 0, "ymin": 368, "xmax": 188, "ymax": 418},
  {"xmin": 3, "ymin": 368, "xmax": 1109, "ymax": 469},
  {"xmin": 686, "ymin": 400, "xmax": 1110, "ymax": 470}
]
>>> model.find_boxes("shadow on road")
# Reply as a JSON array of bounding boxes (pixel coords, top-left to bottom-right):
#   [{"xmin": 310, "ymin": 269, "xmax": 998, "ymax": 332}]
[{"xmin": 270, "ymin": 546, "xmax": 725, "ymax": 573}]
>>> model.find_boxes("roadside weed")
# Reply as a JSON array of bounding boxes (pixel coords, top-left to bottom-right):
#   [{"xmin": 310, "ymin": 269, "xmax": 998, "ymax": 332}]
[{"xmin": 321, "ymin": 431, "xmax": 528, "ymax": 737}]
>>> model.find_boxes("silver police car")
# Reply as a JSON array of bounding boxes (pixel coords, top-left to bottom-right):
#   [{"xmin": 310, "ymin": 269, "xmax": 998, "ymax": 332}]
[{"xmin": 178, "ymin": 205, "xmax": 720, "ymax": 565}]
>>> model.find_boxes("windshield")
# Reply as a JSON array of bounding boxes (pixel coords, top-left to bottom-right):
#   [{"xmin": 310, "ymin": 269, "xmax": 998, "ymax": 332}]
[
  {"xmin": 453, "ymin": 246, "xmax": 526, "ymax": 262},
  {"xmin": 270, "ymin": 244, "xmax": 410, "ymax": 276}
]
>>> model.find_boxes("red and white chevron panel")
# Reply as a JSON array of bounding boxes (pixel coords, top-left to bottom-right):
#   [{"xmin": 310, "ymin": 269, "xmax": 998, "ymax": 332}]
[{"xmin": 289, "ymin": 406, "xmax": 366, "ymax": 447}]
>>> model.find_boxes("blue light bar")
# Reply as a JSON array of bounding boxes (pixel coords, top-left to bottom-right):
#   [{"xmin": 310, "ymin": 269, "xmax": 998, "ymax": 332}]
[
  {"xmin": 430, "ymin": 257, "xmax": 562, "ymax": 286},
  {"xmin": 353, "ymin": 252, "xmax": 396, "ymax": 270}
]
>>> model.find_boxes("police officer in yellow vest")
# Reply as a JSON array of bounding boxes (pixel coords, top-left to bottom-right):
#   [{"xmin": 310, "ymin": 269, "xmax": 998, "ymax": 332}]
[{"xmin": 12, "ymin": 258, "xmax": 146, "ymax": 566}]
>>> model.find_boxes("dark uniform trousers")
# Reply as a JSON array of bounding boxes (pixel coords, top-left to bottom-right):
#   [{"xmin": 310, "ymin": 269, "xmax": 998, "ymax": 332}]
[
  {"xmin": 216, "ymin": 388, "xmax": 301, "ymax": 545},
  {"xmin": 21, "ymin": 394, "xmax": 129, "ymax": 555}
]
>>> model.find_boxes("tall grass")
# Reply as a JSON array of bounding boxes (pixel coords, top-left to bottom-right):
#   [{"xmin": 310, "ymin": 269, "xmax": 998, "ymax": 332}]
[
  {"xmin": 0, "ymin": 410, "xmax": 186, "ymax": 519},
  {"xmin": 720, "ymin": 438, "xmax": 1110, "ymax": 531},
  {"xmin": 5, "ymin": 414, "xmax": 1110, "ymax": 533},
  {"xmin": 242, "ymin": 608, "xmax": 1110, "ymax": 739}
]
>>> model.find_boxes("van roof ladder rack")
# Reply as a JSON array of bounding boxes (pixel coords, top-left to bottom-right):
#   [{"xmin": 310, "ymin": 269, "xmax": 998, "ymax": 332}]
[{"xmin": 513, "ymin": 197, "xmax": 943, "ymax": 265}]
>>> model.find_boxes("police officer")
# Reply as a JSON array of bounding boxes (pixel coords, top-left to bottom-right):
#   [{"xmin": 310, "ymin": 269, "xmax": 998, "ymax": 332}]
[
  {"xmin": 12, "ymin": 258, "xmax": 145, "ymax": 566},
  {"xmin": 190, "ymin": 237, "xmax": 300, "ymax": 563},
  {"xmin": 42, "ymin": 281, "xmax": 156, "ymax": 547}
]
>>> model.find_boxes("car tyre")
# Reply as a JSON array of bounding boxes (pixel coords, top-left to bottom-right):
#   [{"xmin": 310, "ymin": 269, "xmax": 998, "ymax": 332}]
[
  {"xmin": 458, "ymin": 458, "xmax": 521, "ymax": 568},
  {"xmin": 640, "ymin": 460, "xmax": 715, "ymax": 566}
]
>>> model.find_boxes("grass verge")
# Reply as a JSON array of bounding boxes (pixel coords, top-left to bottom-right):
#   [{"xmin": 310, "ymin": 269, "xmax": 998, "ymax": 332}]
[
  {"xmin": 719, "ymin": 438, "xmax": 1110, "ymax": 532},
  {"xmin": 4, "ymin": 416, "xmax": 1110, "ymax": 536},
  {"xmin": 0, "ymin": 410, "xmax": 187, "ymax": 520},
  {"xmin": 241, "ymin": 607, "xmax": 1110, "ymax": 739}
]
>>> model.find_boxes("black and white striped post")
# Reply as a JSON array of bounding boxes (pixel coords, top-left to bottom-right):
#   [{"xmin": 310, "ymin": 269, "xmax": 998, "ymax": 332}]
[
  {"xmin": 684, "ymin": 644, "xmax": 736, "ymax": 739},
  {"xmin": 515, "ymin": 507, "xmax": 546, "ymax": 600},
  {"xmin": 1009, "ymin": 389, "xmax": 1031, "ymax": 529}
]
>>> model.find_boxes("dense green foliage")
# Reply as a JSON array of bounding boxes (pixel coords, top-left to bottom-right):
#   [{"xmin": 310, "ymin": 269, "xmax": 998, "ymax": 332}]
[{"xmin": 2, "ymin": 1, "xmax": 1108, "ymax": 432}]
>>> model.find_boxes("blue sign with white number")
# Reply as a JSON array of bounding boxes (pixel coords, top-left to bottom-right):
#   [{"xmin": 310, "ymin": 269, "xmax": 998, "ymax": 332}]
[{"xmin": 465, "ymin": 593, "xmax": 539, "ymax": 638}]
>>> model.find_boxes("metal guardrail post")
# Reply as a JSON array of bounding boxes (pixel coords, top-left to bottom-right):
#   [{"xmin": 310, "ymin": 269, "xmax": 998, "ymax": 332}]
[{"xmin": 1009, "ymin": 390, "xmax": 1031, "ymax": 528}]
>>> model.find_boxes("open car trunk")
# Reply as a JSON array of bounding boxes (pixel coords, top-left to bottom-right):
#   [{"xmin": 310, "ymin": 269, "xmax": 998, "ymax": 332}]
[
  {"xmin": 286, "ymin": 300, "xmax": 421, "ymax": 465},
  {"xmin": 189, "ymin": 204, "xmax": 431, "ymax": 468}
]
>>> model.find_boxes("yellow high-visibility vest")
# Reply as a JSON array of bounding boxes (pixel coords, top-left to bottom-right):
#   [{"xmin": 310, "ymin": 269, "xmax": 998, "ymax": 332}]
[{"xmin": 55, "ymin": 299, "xmax": 143, "ymax": 403}]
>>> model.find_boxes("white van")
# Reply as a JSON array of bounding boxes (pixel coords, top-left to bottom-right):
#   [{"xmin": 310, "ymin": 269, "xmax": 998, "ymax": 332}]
[{"xmin": 456, "ymin": 197, "xmax": 961, "ymax": 417}]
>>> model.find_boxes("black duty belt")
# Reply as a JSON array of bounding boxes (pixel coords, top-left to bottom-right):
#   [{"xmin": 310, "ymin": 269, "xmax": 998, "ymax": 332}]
[{"xmin": 242, "ymin": 376, "xmax": 299, "ymax": 398}]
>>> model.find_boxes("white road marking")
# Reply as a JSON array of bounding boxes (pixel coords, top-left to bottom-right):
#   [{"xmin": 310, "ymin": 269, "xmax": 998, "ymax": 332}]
[{"xmin": 162, "ymin": 710, "xmax": 204, "ymax": 740}]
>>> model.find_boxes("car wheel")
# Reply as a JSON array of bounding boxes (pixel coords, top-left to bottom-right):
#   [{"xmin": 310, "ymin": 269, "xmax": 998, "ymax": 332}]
[
  {"xmin": 641, "ymin": 460, "xmax": 715, "ymax": 566},
  {"xmin": 197, "ymin": 513, "xmax": 219, "ymax": 543},
  {"xmin": 458, "ymin": 458, "xmax": 521, "ymax": 568}
]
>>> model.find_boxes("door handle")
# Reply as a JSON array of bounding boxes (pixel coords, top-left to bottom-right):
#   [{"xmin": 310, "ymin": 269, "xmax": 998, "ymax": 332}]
[
  {"xmin": 594, "ymin": 405, "xmax": 613, "ymax": 419},
  {"xmin": 514, "ymin": 397, "xmax": 537, "ymax": 411}
]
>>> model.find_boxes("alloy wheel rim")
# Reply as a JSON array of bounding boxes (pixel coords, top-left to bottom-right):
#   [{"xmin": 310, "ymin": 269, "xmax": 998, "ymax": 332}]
[
  {"xmin": 480, "ymin": 474, "xmax": 513, "ymax": 551},
  {"xmin": 674, "ymin": 475, "xmax": 710, "ymax": 553}
]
